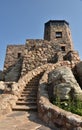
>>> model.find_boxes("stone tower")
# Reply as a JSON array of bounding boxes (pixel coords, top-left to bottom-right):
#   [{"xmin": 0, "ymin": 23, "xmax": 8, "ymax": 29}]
[
  {"xmin": 44, "ymin": 20, "xmax": 73, "ymax": 53},
  {"xmin": 3, "ymin": 20, "xmax": 80, "ymax": 82}
]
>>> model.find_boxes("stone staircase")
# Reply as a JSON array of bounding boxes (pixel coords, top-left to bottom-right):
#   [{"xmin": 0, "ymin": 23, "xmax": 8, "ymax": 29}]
[{"xmin": 12, "ymin": 72, "xmax": 43, "ymax": 111}]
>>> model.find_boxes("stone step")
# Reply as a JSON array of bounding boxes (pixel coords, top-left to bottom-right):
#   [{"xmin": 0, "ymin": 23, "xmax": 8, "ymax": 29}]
[
  {"xmin": 18, "ymin": 97, "xmax": 37, "ymax": 101},
  {"xmin": 29, "ymin": 82, "xmax": 39, "ymax": 84},
  {"xmin": 22, "ymin": 91, "xmax": 37, "ymax": 94},
  {"xmin": 28, "ymin": 80, "xmax": 39, "ymax": 82},
  {"xmin": 23, "ymin": 89, "xmax": 37, "ymax": 92},
  {"xmin": 21, "ymin": 93, "xmax": 36, "ymax": 97},
  {"xmin": 30, "ymin": 77, "xmax": 40, "ymax": 79},
  {"xmin": 28, "ymin": 81, "xmax": 39, "ymax": 84},
  {"xmin": 29, "ymin": 81, "xmax": 39, "ymax": 83},
  {"xmin": 12, "ymin": 105, "xmax": 37, "ymax": 111},
  {"xmin": 24, "ymin": 86, "xmax": 37, "ymax": 89},
  {"xmin": 26, "ymin": 84, "xmax": 38, "ymax": 87},
  {"xmin": 24, "ymin": 87, "xmax": 36, "ymax": 89},
  {"xmin": 24, "ymin": 88, "xmax": 37, "ymax": 91},
  {"xmin": 24, "ymin": 90, "xmax": 37, "ymax": 93},
  {"xmin": 16, "ymin": 101, "xmax": 37, "ymax": 105},
  {"xmin": 23, "ymin": 90, "xmax": 36, "ymax": 93},
  {"xmin": 27, "ymin": 80, "xmax": 39, "ymax": 82},
  {"xmin": 25, "ymin": 86, "xmax": 37, "ymax": 88}
]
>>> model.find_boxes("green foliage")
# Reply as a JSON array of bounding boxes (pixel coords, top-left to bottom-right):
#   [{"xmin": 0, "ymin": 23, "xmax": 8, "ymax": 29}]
[{"xmin": 52, "ymin": 97, "xmax": 82, "ymax": 116}]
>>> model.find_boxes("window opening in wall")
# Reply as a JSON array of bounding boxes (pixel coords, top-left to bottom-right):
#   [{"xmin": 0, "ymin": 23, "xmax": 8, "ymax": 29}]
[
  {"xmin": 61, "ymin": 46, "xmax": 65, "ymax": 52},
  {"xmin": 56, "ymin": 32, "xmax": 62, "ymax": 38},
  {"xmin": 18, "ymin": 53, "xmax": 21, "ymax": 58}
]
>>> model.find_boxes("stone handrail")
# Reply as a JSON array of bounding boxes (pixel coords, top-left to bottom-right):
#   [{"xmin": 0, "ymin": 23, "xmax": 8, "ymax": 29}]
[
  {"xmin": 37, "ymin": 62, "xmax": 82, "ymax": 129},
  {"xmin": 16, "ymin": 61, "xmax": 71, "ymax": 97}
]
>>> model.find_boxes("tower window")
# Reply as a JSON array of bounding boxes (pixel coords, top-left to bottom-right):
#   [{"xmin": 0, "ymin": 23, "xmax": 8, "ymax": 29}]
[
  {"xmin": 61, "ymin": 46, "xmax": 65, "ymax": 51},
  {"xmin": 56, "ymin": 32, "xmax": 62, "ymax": 38},
  {"xmin": 18, "ymin": 53, "xmax": 21, "ymax": 58}
]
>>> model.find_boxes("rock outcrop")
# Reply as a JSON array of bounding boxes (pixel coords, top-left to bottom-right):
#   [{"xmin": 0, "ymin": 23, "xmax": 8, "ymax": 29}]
[
  {"xmin": 0, "ymin": 94, "xmax": 17, "ymax": 118},
  {"xmin": 75, "ymin": 61, "xmax": 82, "ymax": 89},
  {"xmin": 48, "ymin": 66, "xmax": 82, "ymax": 101}
]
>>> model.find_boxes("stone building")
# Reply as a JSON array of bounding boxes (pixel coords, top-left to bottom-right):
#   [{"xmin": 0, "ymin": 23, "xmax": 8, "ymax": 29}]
[
  {"xmin": 1, "ymin": 20, "xmax": 82, "ymax": 129},
  {"xmin": 3, "ymin": 20, "xmax": 80, "ymax": 81}
]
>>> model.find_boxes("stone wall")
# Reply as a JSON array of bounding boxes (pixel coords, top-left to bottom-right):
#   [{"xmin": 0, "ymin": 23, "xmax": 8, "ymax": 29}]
[
  {"xmin": 4, "ymin": 45, "xmax": 25, "ymax": 71},
  {"xmin": 0, "ymin": 94, "xmax": 17, "ymax": 118},
  {"xmin": 21, "ymin": 39, "xmax": 79, "ymax": 76},
  {"xmin": 4, "ymin": 57, "xmax": 23, "ymax": 82},
  {"xmin": 3, "ymin": 40, "xmax": 80, "ymax": 78},
  {"xmin": 21, "ymin": 40, "xmax": 58, "ymax": 75},
  {"xmin": 3, "ymin": 40, "xmax": 80, "ymax": 80},
  {"xmin": 37, "ymin": 62, "xmax": 82, "ymax": 129}
]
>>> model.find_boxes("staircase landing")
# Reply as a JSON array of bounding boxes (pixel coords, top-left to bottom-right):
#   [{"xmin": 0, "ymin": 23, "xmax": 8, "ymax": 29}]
[{"xmin": 0, "ymin": 111, "xmax": 54, "ymax": 130}]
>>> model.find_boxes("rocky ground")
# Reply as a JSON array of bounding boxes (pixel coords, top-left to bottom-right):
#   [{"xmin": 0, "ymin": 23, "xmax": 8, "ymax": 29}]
[{"xmin": 0, "ymin": 111, "xmax": 55, "ymax": 130}]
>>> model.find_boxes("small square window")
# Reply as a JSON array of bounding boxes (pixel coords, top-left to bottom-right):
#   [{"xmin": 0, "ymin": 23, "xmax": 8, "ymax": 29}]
[
  {"xmin": 56, "ymin": 32, "xmax": 62, "ymax": 38},
  {"xmin": 18, "ymin": 53, "xmax": 21, "ymax": 58},
  {"xmin": 61, "ymin": 46, "xmax": 65, "ymax": 51}
]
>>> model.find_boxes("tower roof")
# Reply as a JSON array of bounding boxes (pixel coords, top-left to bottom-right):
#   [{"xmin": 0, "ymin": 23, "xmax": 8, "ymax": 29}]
[{"xmin": 45, "ymin": 20, "xmax": 69, "ymax": 26}]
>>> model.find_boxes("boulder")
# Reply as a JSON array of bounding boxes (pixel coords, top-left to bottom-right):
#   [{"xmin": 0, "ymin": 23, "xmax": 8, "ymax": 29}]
[
  {"xmin": 0, "ymin": 94, "xmax": 17, "ymax": 117},
  {"xmin": 0, "ymin": 81, "xmax": 6, "ymax": 94},
  {"xmin": 75, "ymin": 61, "xmax": 82, "ymax": 88},
  {"xmin": 11, "ymin": 82, "xmax": 20, "ymax": 96},
  {"xmin": 48, "ymin": 66, "xmax": 82, "ymax": 101}
]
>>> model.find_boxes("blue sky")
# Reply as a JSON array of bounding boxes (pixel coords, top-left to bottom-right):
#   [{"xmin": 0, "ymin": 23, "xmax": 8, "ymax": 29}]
[{"xmin": 0, "ymin": 0, "xmax": 82, "ymax": 70}]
